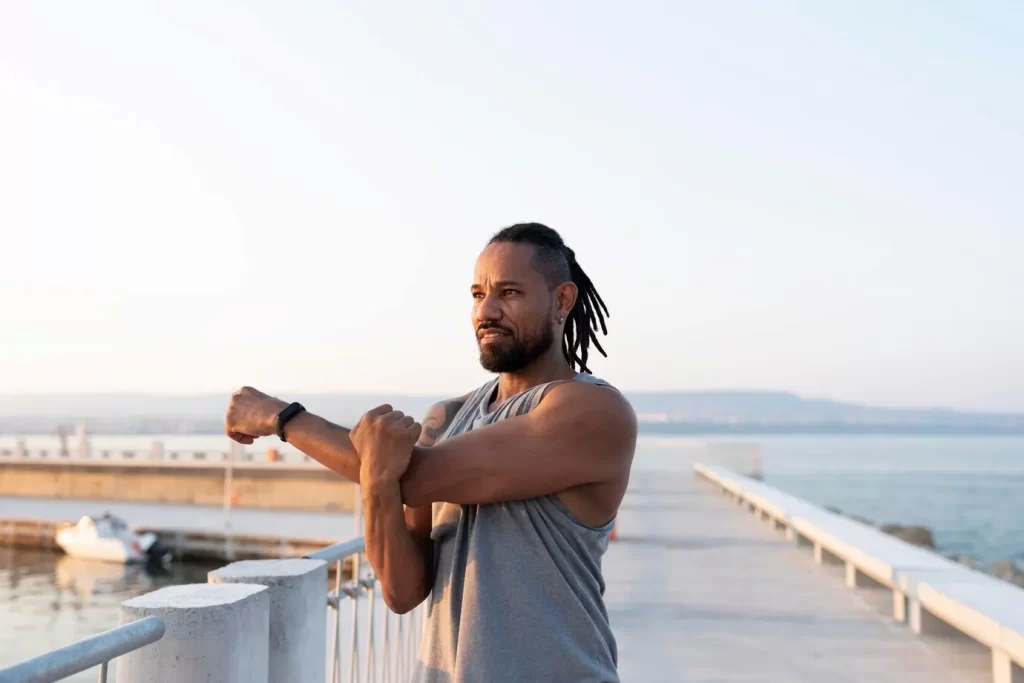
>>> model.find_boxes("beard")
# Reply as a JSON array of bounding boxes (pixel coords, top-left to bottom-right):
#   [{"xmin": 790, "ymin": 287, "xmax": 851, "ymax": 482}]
[{"xmin": 478, "ymin": 323, "xmax": 555, "ymax": 373}]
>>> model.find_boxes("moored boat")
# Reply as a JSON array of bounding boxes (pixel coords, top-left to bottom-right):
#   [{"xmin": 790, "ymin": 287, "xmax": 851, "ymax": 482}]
[{"xmin": 55, "ymin": 513, "xmax": 172, "ymax": 565}]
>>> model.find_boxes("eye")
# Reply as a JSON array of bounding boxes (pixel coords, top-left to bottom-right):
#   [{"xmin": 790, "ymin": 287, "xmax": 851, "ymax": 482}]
[
  {"xmin": 472, "ymin": 292, "xmax": 484, "ymax": 300},
  {"xmin": 501, "ymin": 289, "xmax": 518, "ymax": 297}
]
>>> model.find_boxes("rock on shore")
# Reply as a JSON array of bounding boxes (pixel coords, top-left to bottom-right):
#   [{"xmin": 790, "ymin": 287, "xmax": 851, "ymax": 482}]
[
  {"xmin": 823, "ymin": 506, "xmax": 1023, "ymax": 589},
  {"xmin": 990, "ymin": 560, "xmax": 1024, "ymax": 588},
  {"xmin": 878, "ymin": 523, "xmax": 936, "ymax": 549},
  {"xmin": 824, "ymin": 507, "xmax": 937, "ymax": 549}
]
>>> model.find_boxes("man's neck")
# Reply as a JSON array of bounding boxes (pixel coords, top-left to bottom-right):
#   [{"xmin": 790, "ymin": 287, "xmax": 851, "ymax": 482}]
[{"xmin": 494, "ymin": 351, "xmax": 577, "ymax": 405}]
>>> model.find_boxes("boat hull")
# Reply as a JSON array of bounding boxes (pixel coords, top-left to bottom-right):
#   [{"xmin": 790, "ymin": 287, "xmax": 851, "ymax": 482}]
[{"xmin": 56, "ymin": 530, "xmax": 147, "ymax": 564}]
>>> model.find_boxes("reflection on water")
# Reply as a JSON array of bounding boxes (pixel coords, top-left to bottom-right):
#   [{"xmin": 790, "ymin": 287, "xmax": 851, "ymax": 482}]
[
  {"xmin": 53, "ymin": 557, "xmax": 154, "ymax": 608},
  {"xmin": 0, "ymin": 546, "xmax": 216, "ymax": 680}
]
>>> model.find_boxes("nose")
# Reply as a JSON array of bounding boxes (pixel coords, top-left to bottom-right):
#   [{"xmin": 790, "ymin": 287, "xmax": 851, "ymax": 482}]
[{"xmin": 475, "ymin": 290, "xmax": 503, "ymax": 324}]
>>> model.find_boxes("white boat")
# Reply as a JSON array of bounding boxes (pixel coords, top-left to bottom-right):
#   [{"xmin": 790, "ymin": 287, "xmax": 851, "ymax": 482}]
[{"xmin": 55, "ymin": 513, "xmax": 172, "ymax": 565}]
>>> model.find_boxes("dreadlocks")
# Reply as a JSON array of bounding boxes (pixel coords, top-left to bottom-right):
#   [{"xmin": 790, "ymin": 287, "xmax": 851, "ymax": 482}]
[{"xmin": 488, "ymin": 223, "xmax": 610, "ymax": 374}]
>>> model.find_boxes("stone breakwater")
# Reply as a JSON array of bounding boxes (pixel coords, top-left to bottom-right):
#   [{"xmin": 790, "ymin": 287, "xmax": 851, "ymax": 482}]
[{"xmin": 827, "ymin": 506, "xmax": 1024, "ymax": 589}]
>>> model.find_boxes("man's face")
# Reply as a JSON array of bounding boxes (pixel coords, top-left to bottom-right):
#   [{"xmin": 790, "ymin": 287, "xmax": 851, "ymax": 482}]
[{"xmin": 472, "ymin": 243, "xmax": 556, "ymax": 373}]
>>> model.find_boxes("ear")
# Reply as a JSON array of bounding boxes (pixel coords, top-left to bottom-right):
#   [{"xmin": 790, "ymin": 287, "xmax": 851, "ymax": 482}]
[{"xmin": 555, "ymin": 281, "xmax": 578, "ymax": 321}]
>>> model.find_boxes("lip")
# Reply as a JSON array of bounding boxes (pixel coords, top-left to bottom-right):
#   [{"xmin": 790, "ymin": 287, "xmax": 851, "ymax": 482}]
[{"xmin": 477, "ymin": 329, "xmax": 510, "ymax": 341}]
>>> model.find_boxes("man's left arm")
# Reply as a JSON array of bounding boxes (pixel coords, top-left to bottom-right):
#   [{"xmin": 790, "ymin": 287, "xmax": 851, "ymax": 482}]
[{"xmin": 399, "ymin": 382, "xmax": 636, "ymax": 508}]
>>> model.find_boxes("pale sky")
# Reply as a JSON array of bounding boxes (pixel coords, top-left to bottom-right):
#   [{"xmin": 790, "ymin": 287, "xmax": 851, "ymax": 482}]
[{"xmin": 1, "ymin": 2, "xmax": 1022, "ymax": 411}]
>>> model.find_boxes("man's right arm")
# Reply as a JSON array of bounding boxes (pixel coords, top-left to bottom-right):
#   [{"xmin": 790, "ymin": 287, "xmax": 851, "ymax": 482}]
[
  {"xmin": 226, "ymin": 387, "xmax": 466, "ymax": 611},
  {"xmin": 361, "ymin": 397, "xmax": 466, "ymax": 613}
]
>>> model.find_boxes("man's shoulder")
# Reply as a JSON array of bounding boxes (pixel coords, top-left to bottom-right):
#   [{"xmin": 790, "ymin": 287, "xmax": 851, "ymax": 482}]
[
  {"xmin": 425, "ymin": 380, "xmax": 491, "ymax": 414},
  {"xmin": 573, "ymin": 373, "xmax": 614, "ymax": 390},
  {"xmin": 540, "ymin": 376, "xmax": 635, "ymax": 427},
  {"xmin": 419, "ymin": 388, "xmax": 481, "ymax": 447}
]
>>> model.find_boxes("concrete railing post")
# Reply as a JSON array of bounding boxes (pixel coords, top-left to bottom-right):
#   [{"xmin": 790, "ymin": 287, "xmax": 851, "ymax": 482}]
[
  {"xmin": 908, "ymin": 598, "xmax": 943, "ymax": 636},
  {"xmin": 209, "ymin": 559, "xmax": 328, "ymax": 683},
  {"xmin": 892, "ymin": 589, "xmax": 907, "ymax": 622},
  {"xmin": 844, "ymin": 561, "xmax": 859, "ymax": 588},
  {"xmin": 117, "ymin": 584, "xmax": 270, "ymax": 683},
  {"xmin": 992, "ymin": 648, "xmax": 1023, "ymax": 683}
]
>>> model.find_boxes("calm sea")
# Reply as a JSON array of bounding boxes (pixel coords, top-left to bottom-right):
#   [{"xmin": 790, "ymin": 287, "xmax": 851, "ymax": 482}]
[
  {"xmin": 1, "ymin": 434, "xmax": 1022, "ymax": 676},
  {"xmin": 645, "ymin": 434, "xmax": 1024, "ymax": 565}
]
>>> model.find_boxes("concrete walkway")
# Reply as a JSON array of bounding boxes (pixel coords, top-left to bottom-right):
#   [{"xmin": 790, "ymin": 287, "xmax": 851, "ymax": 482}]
[{"xmin": 604, "ymin": 470, "xmax": 992, "ymax": 683}]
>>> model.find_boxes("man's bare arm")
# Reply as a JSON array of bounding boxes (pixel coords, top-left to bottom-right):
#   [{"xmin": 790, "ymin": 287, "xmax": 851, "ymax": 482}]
[
  {"xmin": 400, "ymin": 382, "xmax": 636, "ymax": 513},
  {"xmin": 361, "ymin": 398, "xmax": 465, "ymax": 614},
  {"xmin": 226, "ymin": 387, "xmax": 480, "ymax": 485},
  {"xmin": 226, "ymin": 384, "xmax": 633, "ymax": 520},
  {"xmin": 225, "ymin": 387, "xmax": 362, "ymax": 482},
  {"xmin": 282, "ymin": 412, "xmax": 360, "ymax": 481}
]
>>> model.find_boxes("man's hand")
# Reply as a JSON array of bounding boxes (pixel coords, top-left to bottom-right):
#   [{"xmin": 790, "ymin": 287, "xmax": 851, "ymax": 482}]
[
  {"xmin": 225, "ymin": 386, "xmax": 288, "ymax": 444},
  {"xmin": 356, "ymin": 404, "xmax": 432, "ymax": 615},
  {"xmin": 351, "ymin": 405, "xmax": 422, "ymax": 486}
]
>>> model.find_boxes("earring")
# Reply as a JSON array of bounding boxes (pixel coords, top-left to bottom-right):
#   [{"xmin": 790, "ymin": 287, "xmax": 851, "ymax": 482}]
[{"xmin": 557, "ymin": 316, "xmax": 564, "ymax": 324}]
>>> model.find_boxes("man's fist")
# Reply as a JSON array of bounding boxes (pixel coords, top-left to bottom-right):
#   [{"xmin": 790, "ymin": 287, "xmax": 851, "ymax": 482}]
[
  {"xmin": 351, "ymin": 404, "xmax": 422, "ymax": 485},
  {"xmin": 225, "ymin": 387, "xmax": 289, "ymax": 444}
]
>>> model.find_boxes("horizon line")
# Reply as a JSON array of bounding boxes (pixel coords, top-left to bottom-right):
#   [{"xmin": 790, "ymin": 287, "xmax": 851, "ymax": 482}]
[{"xmin": 2, "ymin": 389, "xmax": 1023, "ymax": 418}]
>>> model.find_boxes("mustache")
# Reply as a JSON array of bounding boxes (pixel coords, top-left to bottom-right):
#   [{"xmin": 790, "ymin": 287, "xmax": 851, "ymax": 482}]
[{"xmin": 477, "ymin": 323, "xmax": 513, "ymax": 335}]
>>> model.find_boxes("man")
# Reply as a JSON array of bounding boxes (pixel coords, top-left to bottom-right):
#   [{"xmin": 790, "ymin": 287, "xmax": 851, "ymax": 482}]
[{"xmin": 226, "ymin": 223, "xmax": 636, "ymax": 682}]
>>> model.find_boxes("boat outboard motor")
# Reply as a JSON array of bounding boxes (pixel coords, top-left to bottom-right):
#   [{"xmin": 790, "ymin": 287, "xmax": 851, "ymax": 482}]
[
  {"xmin": 147, "ymin": 541, "xmax": 173, "ymax": 568},
  {"xmin": 137, "ymin": 532, "xmax": 173, "ymax": 567}
]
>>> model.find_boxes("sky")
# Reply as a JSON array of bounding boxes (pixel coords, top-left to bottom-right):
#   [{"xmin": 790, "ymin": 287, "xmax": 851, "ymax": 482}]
[{"xmin": 1, "ymin": 1, "xmax": 1022, "ymax": 411}]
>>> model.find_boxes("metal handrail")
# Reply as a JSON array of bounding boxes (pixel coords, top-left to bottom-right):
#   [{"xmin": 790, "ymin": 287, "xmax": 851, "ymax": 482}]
[
  {"xmin": 1, "ymin": 524, "xmax": 417, "ymax": 683},
  {"xmin": 307, "ymin": 531, "xmax": 425, "ymax": 682},
  {"xmin": 306, "ymin": 537, "xmax": 366, "ymax": 562},
  {"xmin": 0, "ymin": 616, "xmax": 165, "ymax": 683}
]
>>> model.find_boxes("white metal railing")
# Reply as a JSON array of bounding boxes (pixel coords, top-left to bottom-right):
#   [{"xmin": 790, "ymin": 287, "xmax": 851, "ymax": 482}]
[
  {"xmin": 0, "ymin": 446, "xmax": 313, "ymax": 466},
  {"xmin": 309, "ymin": 537, "xmax": 425, "ymax": 683},
  {"xmin": 0, "ymin": 616, "xmax": 164, "ymax": 683},
  {"xmin": 0, "ymin": 431, "xmax": 316, "ymax": 466}
]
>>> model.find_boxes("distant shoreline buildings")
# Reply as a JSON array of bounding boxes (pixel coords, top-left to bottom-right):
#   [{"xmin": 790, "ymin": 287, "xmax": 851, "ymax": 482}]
[{"xmin": 2, "ymin": 391, "xmax": 1023, "ymax": 436}]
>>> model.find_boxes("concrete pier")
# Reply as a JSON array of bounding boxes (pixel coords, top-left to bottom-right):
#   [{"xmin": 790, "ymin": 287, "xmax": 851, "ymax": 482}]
[
  {"xmin": 0, "ymin": 458, "xmax": 356, "ymax": 512},
  {"xmin": 604, "ymin": 470, "xmax": 995, "ymax": 682}
]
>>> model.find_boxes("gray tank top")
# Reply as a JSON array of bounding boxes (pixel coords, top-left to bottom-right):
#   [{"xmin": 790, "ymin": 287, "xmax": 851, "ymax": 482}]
[{"xmin": 412, "ymin": 374, "xmax": 619, "ymax": 683}]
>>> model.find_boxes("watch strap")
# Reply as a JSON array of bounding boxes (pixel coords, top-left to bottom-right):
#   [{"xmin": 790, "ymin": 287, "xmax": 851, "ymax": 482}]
[{"xmin": 275, "ymin": 402, "xmax": 306, "ymax": 442}]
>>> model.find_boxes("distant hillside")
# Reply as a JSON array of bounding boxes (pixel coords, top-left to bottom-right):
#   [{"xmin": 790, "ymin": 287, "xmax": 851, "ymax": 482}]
[
  {"xmin": 1, "ymin": 391, "xmax": 1022, "ymax": 435},
  {"xmin": 626, "ymin": 391, "xmax": 1024, "ymax": 428}
]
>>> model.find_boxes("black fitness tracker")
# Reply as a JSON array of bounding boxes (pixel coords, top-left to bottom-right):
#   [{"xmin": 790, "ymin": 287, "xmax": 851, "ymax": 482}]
[{"xmin": 275, "ymin": 402, "xmax": 306, "ymax": 442}]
